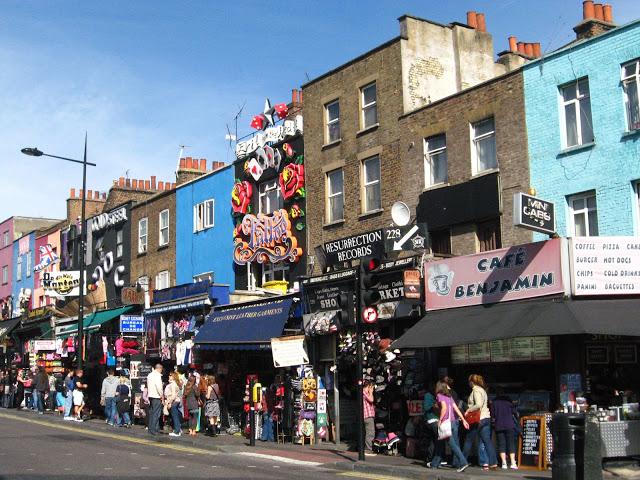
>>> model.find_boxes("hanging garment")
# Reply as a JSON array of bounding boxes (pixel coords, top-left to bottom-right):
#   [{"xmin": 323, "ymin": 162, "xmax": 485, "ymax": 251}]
[
  {"xmin": 175, "ymin": 340, "xmax": 186, "ymax": 366},
  {"xmin": 183, "ymin": 339, "xmax": 193, "ymax": 365},
  {"xmin": 55, "ymin": 338, "xmax": 64, "ymax": 355},
  {"xmin": 102, "ymin": 336, "xmax": 108, "ymax": 364}
]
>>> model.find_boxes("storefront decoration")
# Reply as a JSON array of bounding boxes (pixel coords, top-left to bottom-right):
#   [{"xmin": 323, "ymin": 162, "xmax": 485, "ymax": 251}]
[
  {"xmin": 231, "ymin": 181, "xmax": 253, "ymax": 215},
  {"xmin": 249, "ymin": 99, "xmax": 289, "ymax": 131},
  {"xmin": 279, "ymin": 163, "xmax": 305, "ymax": 200},
  {"xmin": 236, "ymin": 115, "xmax": 303, "ymax": 159},
  {"xmin": 34, "ymin": 244, "xmax": 59, "ymax": 272},
  {"xmin": 233, "ymin": 209, "xmax": 302, "ymax": 265},
  {"xmin": 43, "ymin": 271, "xmax": 82, "ymax": 297},
  {"xmin": 90, "ymin": 251, "xmax": 126, "ymax": 289}
]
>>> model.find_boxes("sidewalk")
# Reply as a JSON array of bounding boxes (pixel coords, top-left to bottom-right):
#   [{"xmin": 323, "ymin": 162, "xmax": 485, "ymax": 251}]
[{"xmin": 3, "ymin": 409, "xmax": 639, "ymax": 479}]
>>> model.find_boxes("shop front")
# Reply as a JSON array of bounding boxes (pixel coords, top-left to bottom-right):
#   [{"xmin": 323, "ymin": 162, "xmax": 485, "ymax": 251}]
[{"xmin": 0, "ymin": 318, "xmax": 21, "ymax": 368}]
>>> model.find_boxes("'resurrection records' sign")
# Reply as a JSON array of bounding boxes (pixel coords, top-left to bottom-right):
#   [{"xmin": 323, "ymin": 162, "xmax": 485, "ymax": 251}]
[
  {"xmin": 570, "ymin": 236, "xmax": 640, "ymax": 296},
  {"xmin": 323, "ymin": 229, "xmax": 385, "ymax": 266},
  {"xmin": 513, "ymin": 192, "xmax": 555, "ymax": 235},
  {"xmin": 43, "ymin": 271, "xmax": 83, "ymax": 298},
  {"xmin": 233, "ymin": 209, "xmax": 302, "ymax": 265},
  {"xmin": 425, "ymin": 238, "xmax": 564, "ymax": 311}
]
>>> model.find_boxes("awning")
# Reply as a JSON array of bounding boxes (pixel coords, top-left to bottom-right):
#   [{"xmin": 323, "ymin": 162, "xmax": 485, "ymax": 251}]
[
  {"xmin": 145, "ymin": 294, "xmax": 210, "ymax": 316},
  {"xmin": 194, "ymin": 297, "xmax": 293, "ymax": 350},
  {"xmin": 0, "ymin": 318, "xmax": 21, "ymax": 341},
  {"xmin": 56, "ymin": 306, "xmax": 134, "ymax": 337},
  {"xmin": 393, "ymin": 298, "xmax": 640, "ymax": 349}
]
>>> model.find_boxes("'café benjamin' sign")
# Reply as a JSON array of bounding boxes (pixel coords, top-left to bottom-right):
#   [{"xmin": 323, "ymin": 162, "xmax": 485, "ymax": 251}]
[
  {"xmin": 425, "ymin": 238, "xmax": 564, "ymax": 310},
  {"xmin": 233, "ymin": 209, "xmax": 302, "ymax": 265}
]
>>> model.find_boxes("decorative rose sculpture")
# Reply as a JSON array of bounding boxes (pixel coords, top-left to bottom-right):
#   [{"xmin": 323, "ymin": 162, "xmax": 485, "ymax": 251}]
[
  {"xmin": 231, "ymin": 181, "xmax": 253, "ymax": 215},
  {"xmin": 279, "ymin": 163, "xmax": 305, "ymax": 200}
]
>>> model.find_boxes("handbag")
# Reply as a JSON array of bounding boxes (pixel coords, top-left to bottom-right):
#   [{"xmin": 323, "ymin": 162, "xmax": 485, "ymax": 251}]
[
  {"xmin": 438, "ymin": 419, "xmax": 452, "ymax": 440},
  {"xmin": 465, "ymin": 409, "xmax": 481, "ymax": 425}
]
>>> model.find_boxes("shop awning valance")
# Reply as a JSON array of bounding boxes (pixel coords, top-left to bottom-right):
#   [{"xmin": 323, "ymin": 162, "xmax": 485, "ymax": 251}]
[
  {"xmin": 144, "ymin": 294, "xmax": 210, "ymax": 316},
  {"xmin": 56, "ymin": 306, "xmax": 134, "ymax": 337},
  {"xmin": 393, "ymin": 298, "xmax": 640, "ymax": 350},
  {"xmin": 194, "ymin": 297, "xmax": 293, "ymax": 350},
  {"xmin": 0, "ymin": 318, "xmax": 21, "ymax": 341}
]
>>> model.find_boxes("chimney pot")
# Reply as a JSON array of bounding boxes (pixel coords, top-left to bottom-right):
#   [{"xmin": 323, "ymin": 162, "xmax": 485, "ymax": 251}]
[
  {"xmin": 508, "ymin": 36, "xmax": 517, "ymax": 52},
  {"xmin": 476, "ymin": 13, "xmax": 486, "ymax": 32},
  {"xmin": 525, "ymin": 43, "xmax": 534, "ymax": 57},
  {"xmin": 87, "ymin": 189, "xmax": 92, "ymax": 199},
  {"xmin": 199, "ymin": 158, "xmax": 207, "ymax": 171},
  {"xmin": 151, "ymin": 176, "xmax": 156, "ymax": 189},
  {"xmin": 138, "ymin": 179, "xmax": 143, "ymax": 190},
  {"xmin": 102, "ymin": 192, "xmax": 107, "ymax": 200},
  {"xmin": 583, "ymin": 0, "xmax": 595, "ymax": 19},
  {"xmin": 119, "ymin": 177, "xmax": 125, "ymax": 187},
  {"xmin": 79, "ymin": 190, "xmax": 84, "ymax": 199},
  {"xmin": 145, "ymin": 180, "xmax": 151, "ymax": 190},
  {"xmin": 172, "ymin": 183, "xmax": 176, "ymax": 189},
  {"xmin": 517, "ymin": 42, "xmax": 526, "ymax": 54},
  {"xmin": 125, "ymin": 178, "xmax": 131, "ymax": 187},
  {"xmin": 94, "ymin": 191, "xmax": 100, "ymax": 200},
  {"xmin": 292, "ymin": 88, "xmax": 298, "ymax": 105},
  {"xmin": 533, "ymin": 42, "xmax": 542, "ymax": 58},
  {"xmin": 70, "ymin": 188, "xmax": 76, "ymax": 199},
  {"xmin": 594, "ymin": 3, "xmax": 604, "ymax": 20},
  {"xmin": 466, "ymin": 11, "xmax": 478, "ymax": 29},
  {"xmin": 131, "ymin": 180, "xmax": 138, "ymax": 189},
  {"xmin": 186, "ymin": 157, "xmax": 193, "ymax": 169},
  {"xmin": 603, "ymin": 3, "xmax": 613, "ymax": 22},
  {"xmin": 158, "ymin": 181, "xmax": 164, "ymax": 190},
  {"xmin": 179, "ymin": 158, "xmax": 185, "ymax": 169}
]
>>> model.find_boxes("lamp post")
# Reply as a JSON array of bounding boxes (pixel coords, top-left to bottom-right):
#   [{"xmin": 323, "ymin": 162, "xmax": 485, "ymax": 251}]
[{"xmin": 21, "ymin": 134, "xmax": 96, "ymax": 369}]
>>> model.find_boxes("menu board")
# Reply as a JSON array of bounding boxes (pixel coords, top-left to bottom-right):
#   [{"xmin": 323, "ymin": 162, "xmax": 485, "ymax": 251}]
[
  {"xmin": 511, "ymin": 338, "xmax": 534, "ymax": 361},
  {"xmin": 614, "ymin": 345, "xmax": 637, "ymax": 364},
  {"xmin": 532, "ymin": 337, "xmax": 552, "ymax": 360},
  {"xmin": 452, "ymin": 337, "xmax": 551, "ymax": 364},
  {"xmin": 518, "ymin": 416, "xmax": 547, "ymax": 470},
  {"xmin": 490, "ymin": 340, "xmax": 510, "ymax": 362},
  {"xmin": 468, "ymin": 342, "xmax": 491, "ymax": 363},
  {"xmin": 586, "ymin": 345, "xmax": 609, "ymax": 364},
  {"xmin": 451, "ymin": 345, "xmax": 469, "ymax": 364}
]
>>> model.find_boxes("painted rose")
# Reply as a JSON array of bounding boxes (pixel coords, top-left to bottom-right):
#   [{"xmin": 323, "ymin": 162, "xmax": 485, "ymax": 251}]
[
  {"xmin": 279, "ymin": 163, "xmax": 304, "ymax": 200},
  {"xmin": 231, "ymin": 181, "xmax": 253, "ymax": 215}
]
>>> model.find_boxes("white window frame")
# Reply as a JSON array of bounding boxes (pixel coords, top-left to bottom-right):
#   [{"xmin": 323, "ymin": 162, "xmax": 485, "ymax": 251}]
[
  {"xmin": 2, "ymin": 265, "xmax": 7, "ymax": 284},
  {"xmin": 560, "ymin": 78, "xmax": 594, "ymax": 148},
  {"xmin": 3, "ymin": 231, "xmax": 8, "ymax": 248},
  {"xmin": 635, "ymin": 181, "xmax": 640, "ymax": 234},
  {"xmin": 424, "ymin": 134, "xmax": 448, "ymax": 187},
  {"xmin": 360, "ymin": 82, "xmax": 378, "ymax": 129},
  {"xmin": 568, "ymin": 192, "xmax": 599, "ymax": 237},
  {"xmin": 159, "ymin": 209, "xmax": 169, "ymax": 246},
  {"xmin": 116, "ymin": 229, "xmax": 123, "ymax": 258},
  {"xmin": 258, "ymin": 180, "xmax": 282, "ymax": 215},
  {"xmin": 193, "ymin": 272, "xmax": 213, "ymax": 283},
  {"xmin": 194, "ymin": 199, "xmax": 215, "ymax": 232},
  {"xmin": 155, "ymin": 270, "xmax": 170, "ymax": 290},
  {"xmin": 622, "ymin": 59, "xmax": 640, "ymax": 132},
  {"xmin": 326, "ymin": 168, "xmax": 344, "ymax": 223},
  {"xmin": 16, "ymin": 256, "xmax": 22, "ymax": 281},
  {"xmin": 471, "ymin": 117, "xmax": 497, "ymax": 174},
  {"xmin": 362, "ymin": 155, "xmax": 381, "ymax": 213},
  {"xmin": 325, "ymin": 99, "xmax": 340, "ymax": 143},
  {"xmin": 26, "ymin": 251, "xmax": 31, "ymax": 277},
  {"xmin": 262, "ymin": 262, "xmax": 289, "ymax": 284},
  {"xmin": 138, "ymin": 218, "xmax": 148, "ymax": 254}
]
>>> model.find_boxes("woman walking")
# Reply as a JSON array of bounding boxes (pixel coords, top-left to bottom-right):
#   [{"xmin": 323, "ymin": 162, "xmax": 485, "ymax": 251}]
[
  {"xmin": 428, "ymin": 381, "xmax": 470, "ymax": 472},
  {"xmin": 164, "ymin": 372, "xmax": 182, "ymax": 437},
  {"xmin": 463, "ymin": 374, "xmax": 498, "ymax": 470},
  {"xmin": 204, "ymin": 375, "xmax": 220, "ymax": 437},
  {"xmin": 184, "ymin": 376, "xmax": 200, "ymax": 436},
  {"xmin": 492, "ymin": 390, "xmax": 518, "ymax": 470}
]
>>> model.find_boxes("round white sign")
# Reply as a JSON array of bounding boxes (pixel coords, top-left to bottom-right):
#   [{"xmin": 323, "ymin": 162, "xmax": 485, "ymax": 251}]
[{"xmin": 362, "ymin": 307, "xmax": 378, "ymax": 324}]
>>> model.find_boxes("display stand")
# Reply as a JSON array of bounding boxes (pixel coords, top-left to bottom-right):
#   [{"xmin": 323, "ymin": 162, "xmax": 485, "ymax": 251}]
[{"xmin": 518, "ymin": 415, "xmax": 549, "ymax": 470}]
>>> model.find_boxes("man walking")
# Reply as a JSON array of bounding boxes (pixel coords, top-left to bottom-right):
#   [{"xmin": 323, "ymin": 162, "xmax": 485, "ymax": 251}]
[
  {"xmin": 100, "ymin": 369, "xmax": 119, "ymax": 426},
  {"xmin": 34, "ymin": 367, "xmax": 49, "ymax": 415},
  {"xmin": 147, "ymin": 364, "xmax": 164, "ymax": 436}
]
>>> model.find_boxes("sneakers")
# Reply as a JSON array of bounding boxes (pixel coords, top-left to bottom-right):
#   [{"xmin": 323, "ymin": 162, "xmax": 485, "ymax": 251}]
[
  {"xmin": 364, "ymin": 451, "xmax": 377, "ymax": 457},
  {"xmin": 63, "ymin": 417, "xmax": 74, "ymax": 421},
  {"xmin": 511, "ymin": 464, "xmax": 519, "ymax": 470},
  {"xmin": 457, "ymin": 464, "xmax": 470, "ymax": 473},
  {"xmin": 502, "ymin": 464, "xmax": 508, "ymax": 469},
  {"xmin": 169, "ymin": 432, "xmax": 182, "ymax": 437},
  {"xmin": 74, "ymin": 417, "xmax": 83, "ymax": 422}
]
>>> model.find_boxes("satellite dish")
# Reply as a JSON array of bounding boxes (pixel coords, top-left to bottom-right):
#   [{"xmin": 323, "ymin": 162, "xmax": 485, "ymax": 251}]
[{"xmin": 391, "ymin": 201, "xmax": 411, "ymax": 226}]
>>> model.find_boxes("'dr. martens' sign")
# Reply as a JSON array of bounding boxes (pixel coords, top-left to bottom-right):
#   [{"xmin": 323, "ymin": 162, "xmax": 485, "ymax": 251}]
[
  {"xmin": 513, "ymin": 192, "xmax": 555, "ymax": 235},
  {"xmin": 323, "ymin": 229, "xmax": 384, "ymax": 265}
]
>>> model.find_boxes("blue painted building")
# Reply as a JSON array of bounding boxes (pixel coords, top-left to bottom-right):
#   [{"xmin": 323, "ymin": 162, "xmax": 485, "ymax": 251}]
[
  {"xmin": 524, "ymin": 19, "xmax": 640, "ymax": 240},
  {"xmin": 175, "ymin": 165, "xmax": 236, "ymax": 288},
  {"xmin": 12, "ymin": 232, "xmax": 36, "ymax": 315}
]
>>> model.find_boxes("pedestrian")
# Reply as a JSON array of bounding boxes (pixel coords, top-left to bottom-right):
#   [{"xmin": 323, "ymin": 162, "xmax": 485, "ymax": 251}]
[
  {"xmin": 22, "ymin": 369, "xmax": 34, "ymax": 410},
  {"xmin": 33, "ymin": 367, "xmax": 49, "ymax": 415},
  {"xmin": 100, "ymin": 369, "xmax": 119, "ymax": 426},
  {"xmin": 72, "ymin": 369, "xmax": 87, "ymax": 422},
  {"xmin": 491, "ymin": 389, "xmax": 518, "ymax": 470},
  {"xmin": 53, "ymin": 373, "xmax": 66, "ymax": 414},
  {"xmin": 218, "ymin": 373, "xmax": 230, "ymax": 430},
  {"xmin": 146, "ymin": 363, "xmax": 164, "ymax": 436},
  {"xmin": 204, "ymin": 375, "xmax": 220, "ymax": 437},
  {"xmin": 0, "ymin": 371, "xmax": 6, "ymax": 408},
  {"xmin": 6, "ymin": 370, "xmax": 16, "ymax": 408},
  {"xmin": 184, "ymin": 375, "xmax": 200, "ymax": 436},
  {"xmin": 164, "ymin": 372, "xmax": 182, "ymax": 437},
  {"xmin": 463, "ymin": 374, "xmax": 498, "ymax": 470},
  {"xmin": 115, "ymin": 376, "xmax": 132, "ymax": 428},
  {"xmin": 428, "ymin": 381, "xmax": 470, "ymax": 472},
  {"xmin": 362, "ymin": 381, "xmax": 376, "ymax": 455},
  {"xmin": 63, "ymin": 369, "xmax": 75, "ymax": 420},
  {"xmin": 198, "ymin": 371, "xmax": 208, "ymax": 432},
  {"xmin": 422, "ymin": 383, "xmax": 439, "ymax": 463}
]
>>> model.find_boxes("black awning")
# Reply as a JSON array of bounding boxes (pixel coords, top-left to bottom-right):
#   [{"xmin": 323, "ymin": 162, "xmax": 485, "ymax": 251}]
[
  {"xmin": 393, "ymin": 298, "xmax": 640, "ymax": 349},
  {"xmin": 0, "ymin": 318, "xmax": 21, "ymax": 342}
]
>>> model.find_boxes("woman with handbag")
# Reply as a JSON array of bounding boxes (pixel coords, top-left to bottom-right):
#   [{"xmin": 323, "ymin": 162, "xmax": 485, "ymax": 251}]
[
  {"xmin": 164, "ymin": 372, "xmax": 183, "ymax": 437},
  {"xmin": 463, "ymin": 374, "xmax": 498, "ymax": 470},
  {"xmin": 428, "ymin": 381, "xmax": 469, "ymax": 472},
  {"xmin": 184, "ymin": 376, "xmax": 200, "ymax": 436}
]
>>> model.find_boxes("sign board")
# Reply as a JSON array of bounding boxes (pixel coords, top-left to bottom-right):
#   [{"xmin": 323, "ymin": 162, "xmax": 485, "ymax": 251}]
[
  {"xmin": 451, "ymin": 337, "xmax": 552, "ymax": 364},
  {"xmin": 518, "ymin": 416, "xmax": 548, "ymax": 471},
  {"xmin": 403, "ymin": 270, "xmax": 421, "ymax": 300},
  {"xmin": 303, "ymin": 269, "xmax": 356, "ymax": 313},
  {"xmin": 425, "ymin": 238, "xmax": 564, "ymax": 310},
  {"xmin": 323, "ymin": 229, "xmax": 385, "ymax": 266},
  {"xmin": 362, "ymin": 307, "xmax": 378, "ymax": 324},
  {"xmin": 129, "ymin": 361, "xmax": 141, "ymax": 379},
  {"xmin": 43, "ymin": 271, "xmax": 83, "ymax": 298},
  {"xmin": 33, "ymin": 340, "xmax": 56, "ymax": 352},
  {"xmin": 120, "ymin": 315, "xmax": 145, "ymax": 333},
  {"xmin": 152, "ymin": 281, "xmax": 210, "ymax": 304},
  {"xmin": 407, "ymin": 400, "xmax": 424, "ymax": 417},
  {"xmin": 137, "ymin": 364, "xmax": 153, "ymax": 380},
  {"xmin": 270, "ymin": 335, "xmax": 309, "ymax": 368},
  {"xmin": 586, "ymin": 345, "xmax": 609, "ymax": 364},
  {"xmin": 513, "ymin": 192, "xmax": 555, "ymax": 235},
  {"xmin": 570, "ymin": 237, "xmax": 640, "ymax": 296},
  {"xmin": 384, "ymin": 223, "xmax": 428, "ymax": 252},
  {"xmin": 121, "ymin": 287, "xmax": 145, "ymax": 306},
  {"xmin": 614, "ymin": 345, "xmax": 637, "ymax": 364}
]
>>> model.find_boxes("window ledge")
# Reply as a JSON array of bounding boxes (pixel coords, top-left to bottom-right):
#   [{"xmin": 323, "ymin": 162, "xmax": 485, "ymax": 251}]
[
  {"xmin": 356, "ymin": 124, "xmax": 379, "ymax": 137},
  {"xmin": 137, "ymin": 251, "xmax": 147, "ymax": 258},
  {"xmin": 471, "ymin": 168, "xmax": 499, "ymax": 180},
  {"xmin": 423, "ymin": 182, "xmax": 450, "ymax": 192},
  {"xmin": 323, "ymin": 219, "xmax": 345, "ymax": 229},
  {"xmin": 322, "ymin": 139, "xmax": 342, "ymax": 150},
  {"xmin": 359, "ymin": 208, "xmax": 384, "ymax": 219},
  {"xmin": 621, "ymin": 129, "xmax": 640, "ymax": 140},
  {"xmin": 157, "ymin": 244, "xmax": 170, "ymax": 251},
  {"xmin": 557, "ymin": 142, "xmax": 595, "ymax": 157}
]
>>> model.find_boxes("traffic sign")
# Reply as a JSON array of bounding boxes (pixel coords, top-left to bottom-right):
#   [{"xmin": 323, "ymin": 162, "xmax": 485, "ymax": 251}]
[
  {"xmin": 362, "ymin": 307, "xmax": 378, "ymax": 324},
  {"xmin": 384, "ymin": 223, "xmax": 428, "ymax": 252}
]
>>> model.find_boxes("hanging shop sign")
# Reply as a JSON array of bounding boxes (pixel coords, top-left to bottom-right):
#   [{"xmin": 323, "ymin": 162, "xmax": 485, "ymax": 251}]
[
  {"xmin": 91, "ymin": 206, "xmax": 127, "ymax": 233},
  {"xmin": 121, "ymin": 287, "xmax": 145, "ymax": 306},
  {"xmin": 425, "ymin": 238, "xmax": 564, "ymax": 311},
  {"xmin": 34, "ymin": 244, "xmax": 60, "ymax": 272},
  {"xmin": 233, "ymin": 209, "xmax": 302, "ymax": 265},
  {"xmin": 513, "ymin": 192, "xmax": 555, "ymax": 235},
  {"xmin": 303, "ymin": 269, "xmax": 356, "ymax": 316},
  {"xmin": 384, "ymin": 223, "xmax": 428, "ymax": 252},
  {"xmin": 270, "ymin": 335, "xmax": 309, "ymax": 368},
  {"xmin": 236, "ymin": 113, "xmax": 303, "ymax": 159},
  {"xmin": 120, "ymin": 315, "xmax": 145, "ymax": 333},
  {"xmin": 570, "ymin": 236, "xmax": 640, "ymax": 296},
  {"xmin": 34, "ymin": 340, "xmax": 56, "ymax": 352},
  {"xmin": 403, "ymin": 270, "xmax": 421, "ymax": 300},
  {"xmin": 43, "ymin": 271, "xmax": 83, "ymax": 298},
  {"xmin": 323, "ymin": 229, "xmax": 385, "ymax": 266}
]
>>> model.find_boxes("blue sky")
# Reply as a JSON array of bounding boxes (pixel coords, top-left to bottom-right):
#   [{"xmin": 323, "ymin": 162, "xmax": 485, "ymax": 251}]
[{"xmin": 1, "ymin": 0, "xmax": 638, "ymax": 221}]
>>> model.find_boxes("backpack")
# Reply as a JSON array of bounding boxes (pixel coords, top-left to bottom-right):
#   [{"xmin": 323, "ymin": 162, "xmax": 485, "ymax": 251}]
[{"xmin": 55, "ymin": 377, "xmax": 66, "ymax": 393}]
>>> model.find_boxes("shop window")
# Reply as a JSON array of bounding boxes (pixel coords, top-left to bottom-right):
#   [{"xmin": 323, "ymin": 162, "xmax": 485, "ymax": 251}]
[
  {"xmin": 138, "ymin": 218, "xmax": 148, "ymax": 253},
  {"xmin": 430, "ymin": 229, "xmax": 451, "ymax": 256},
  {"xmin": 471, "ymin": 117, "xmax": 497, "ymax": 174},
  {"xmin": 568, "ymin": 192, "xmax": 598, "ymax": 236},
  {"xmin": 155, "ymin": 270, "xmax": 170, "ymax": 290},
  {"xmin": 326, "ymin": 168, "xmax": 344, "ymax": 223},
  {"xmin": 361, "ymin": 82, "xmax": 377, "ymax": 129},
  {"xmin": 16, "ymin": 256, "xmax": 22, "ymax": 281},
  {"xmin": 159, "ymin": 209, "xmax": 170, "ymax": 246},
  {"xmin": 424, "ymin": 134, "xmax": 448, "ymax": 187},
  {"xmin": 116, "ymin": 229, "xmax": 123, "ymax": 258},
  {"xmin": 262, "ymin": 262, "xmax": 289, "ymax": 284},
  {"xmin": 477, "ymin": 219, "xmax": 502, "ymax": 252},
  {"xmin": 1, "ymin": 265, "xmax": 7, "ymax": 284},
  {"xmin": 560, "ymin": 78, "xmax": 594, "ymax": 148},
  {"xmin": 26, "ymin": 251, "xmax": 31, "ymax": 277},
  {"xmin": 622, "ymin": 59, "xmax": 640, "ymax": 131},
  {"xmin": 325, "ymin": 99, "xmax": 340, "ymax": 143},
  {"xmin": 259, "ymin": 180, "xmax": 282, "ymax": 215},
  {"xmin": 362, "ymin": 155, "xmax": 381, "ymax": 213}
]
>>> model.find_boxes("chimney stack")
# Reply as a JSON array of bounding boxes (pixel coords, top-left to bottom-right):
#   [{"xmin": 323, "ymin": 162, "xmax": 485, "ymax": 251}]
[
  {"xmin": 476, "ymin": 13, "xmax": 486, "ymax": 33},
  {"xmin": 466, "ymin": 11, "xmax": 478, "ymax": 29},
  {"xmin": 575, "ymin": 0, "xmax": 615, "ymax": 39},
  {"xmin": 70, "ymin": 188, "xmax": 76, "ymax": 199}
]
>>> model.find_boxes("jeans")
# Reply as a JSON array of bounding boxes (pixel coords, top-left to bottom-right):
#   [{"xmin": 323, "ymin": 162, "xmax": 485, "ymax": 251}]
[
  {"xmin": 170, "ymin": 402, "xmax": 182, "ymax": 433},
  {"xmin": 148, "ymin": 398, "xmax": 162, "ymax": 435},
  {"xmin": 424, "ymin": 421, "xmax": 438, "ymax": 462},
  {"xmin": 463, "ymin": 418, "xmax": 498, "ymax": 466},
  {"xmin": 64, "ymin": 392, "xmax": 74, "ymax": 417},
  {"xmin": 431, "ymin": 420, "xmax": 468, "ymax": 468},
  {"xmin": 34, "ymin": 390, "xmax": 45, "ymax": 413},
  {"xmin": 119, "ymin": 410, "xmax": 131, "ymax": 426},
  {"xmin": 105, "ymin": 397, "xmax": 117, "ymax": 424},
  {"xmin": 25, "ymin": 389, "xmax": 33, "ymax": 409}
]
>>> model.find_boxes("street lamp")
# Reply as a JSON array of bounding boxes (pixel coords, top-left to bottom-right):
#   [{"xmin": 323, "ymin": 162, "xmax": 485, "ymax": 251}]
[{"xmin": 21, "ymin": 134, "xmax": 96, "ymax": 370}]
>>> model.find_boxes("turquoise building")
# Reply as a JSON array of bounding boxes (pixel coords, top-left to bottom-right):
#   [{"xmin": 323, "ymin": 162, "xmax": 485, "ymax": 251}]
[{"xmin": 523, "ymin": 19, "xmax": 640, "ymax": 239}]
